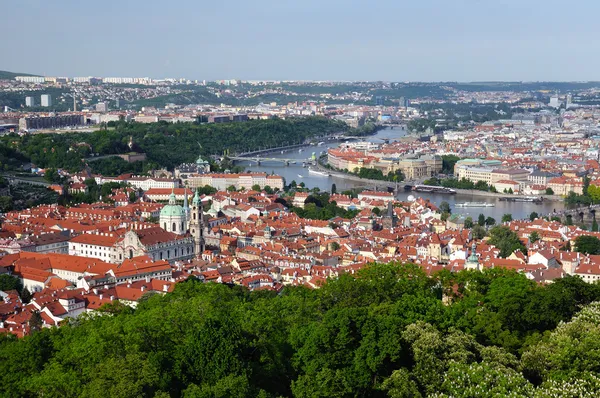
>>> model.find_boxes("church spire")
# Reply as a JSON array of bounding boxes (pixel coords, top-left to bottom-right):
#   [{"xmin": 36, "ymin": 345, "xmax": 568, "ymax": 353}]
[{"xmin": 192, "ymin": 188, "xmax": 200, "ymax": 206}]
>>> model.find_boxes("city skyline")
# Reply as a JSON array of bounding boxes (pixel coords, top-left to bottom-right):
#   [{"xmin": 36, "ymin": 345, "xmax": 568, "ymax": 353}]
[{"xmin": 4, "ymin": 0, "xmax": 600, "ymax": 82}]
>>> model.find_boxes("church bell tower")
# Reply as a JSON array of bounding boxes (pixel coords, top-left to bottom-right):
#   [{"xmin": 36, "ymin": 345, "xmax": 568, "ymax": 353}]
[{"xmin": 189, "ymin": 189, "xmax": 206, "ymax": 256}]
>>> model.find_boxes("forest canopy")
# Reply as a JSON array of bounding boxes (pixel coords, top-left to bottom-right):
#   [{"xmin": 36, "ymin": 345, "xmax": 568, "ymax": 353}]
[{"xmin": 2, "ymin": 262, "xmax": 600, "ymax": 397}]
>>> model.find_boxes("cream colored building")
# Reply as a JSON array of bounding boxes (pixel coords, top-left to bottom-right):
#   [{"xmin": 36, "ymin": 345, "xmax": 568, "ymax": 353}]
[
  {"xmin": 183, "ymin": 173, "xmax": 284, "ymax": 191},
  {"xmin": 456, "ymin": 166, "xmax": 494, "ymax": 184}
]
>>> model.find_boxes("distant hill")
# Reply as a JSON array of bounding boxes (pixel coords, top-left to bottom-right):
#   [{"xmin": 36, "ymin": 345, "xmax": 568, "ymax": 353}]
[{"xmin": 0, "ymin": 70, "xmax": 40, "ymax": 80}]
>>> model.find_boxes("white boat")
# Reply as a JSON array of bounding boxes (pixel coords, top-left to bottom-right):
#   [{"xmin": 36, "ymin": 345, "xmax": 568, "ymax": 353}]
[
  {"xmin": 308, "ymin": 168, "xmax": 330, "ymax": 177},
  {"xmin": 318, "ymin": 142, "xmax": 324, "ymax": 146},
  {"xmin": 297, "ymin": 174, "xmax": 304, "ymax": 178},
  {"xmin": 298, "ymin": 149, "xmax": 303, "ymax": 153},
  {"xmin": 455, "ymin": 202, "xmax": 495, "ymax": 208}
]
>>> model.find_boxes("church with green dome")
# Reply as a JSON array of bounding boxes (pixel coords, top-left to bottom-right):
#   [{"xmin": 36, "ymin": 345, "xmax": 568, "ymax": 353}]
[{"xmin": 160, "ymin": 189, "xmax": 189, "ymax": 235}]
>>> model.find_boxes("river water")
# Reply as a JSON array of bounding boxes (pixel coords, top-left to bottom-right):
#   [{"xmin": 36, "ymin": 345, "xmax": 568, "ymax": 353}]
[{"xmin": 237, "ymin": 127, "xmax": 566, "ymax": 221}]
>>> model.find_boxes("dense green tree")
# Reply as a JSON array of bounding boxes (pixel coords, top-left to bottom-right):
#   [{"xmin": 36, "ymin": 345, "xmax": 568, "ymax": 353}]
[
  {"xmin": 439, "ymin": 201, "xmax": 451, "ymax": 214},
  {"xmin": 478, "ymin": 213, "xmax": 486, "ymax": 226},
  {"xmin": 487, "ymin": 225, "xmax": 526, "ymax": 258},
  {"xmin": 472, "ymin": 225, "xmax": 487, "ymax": 240},
  {"xmin": 0, "ymin": 196, "xmax": 13, "ymax": 212},
  {"xmin": 485, "ymin": 216, "xmax": 496, "ymax": 227},
  {"xmin": 574, "ymin": 235, "xmax": 600, "ymax": 255},
  {"xmin": 464, "ymin": 217, "xmax": 474, "ymax": 229},
  {"xmin": 0, "ymin": 274, "xmax": 21, "ymax": 292},
  {"xmin": 331, "ymin": 183, "xmax": 337, "ymax": 194},
  {"xmin": 529, "ymin": 231, "xmax": 540, "ymax": 244},
  {"xmin": 501, "ymin": 214, "xmax": 513, "ymax": 223},
  {"xmin": 380, "ymin": 368, "xmax": 421, "ymax": 398},
  {"xmin": 436, "ymin": 362, "xmax": 534, "ymax": 397},
  {"xmin": 545, "ymin": 187, "xmax": 554, "ymax": 195},
  {"xmin": 43, "ymin": 168, "xmax": 62, "ymax": 184},
  {"xmin": 20, "ymin": 287, "xmax": 32, "ymax": 303},
  {"xmin": 529, "ymin": 211, "xmax": 539, "ymax": 221},
  {"xmin": 441, "ymin": 155, "xmax": 461, "ymax": 174}
]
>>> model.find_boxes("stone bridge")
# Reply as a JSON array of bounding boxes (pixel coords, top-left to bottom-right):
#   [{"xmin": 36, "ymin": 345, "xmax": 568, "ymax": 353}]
[{"xmin": 547, "ymin": 205, "xmax": 600, "ymax": 225}]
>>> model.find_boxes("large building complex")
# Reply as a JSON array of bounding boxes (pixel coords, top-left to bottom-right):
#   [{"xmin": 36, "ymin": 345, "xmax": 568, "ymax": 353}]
[
  {"xmin": 18, "ymin": 114, "xmax": 85, "ymax": 130},
  {"xmin": 328, "ymin": 148, "xmax": 442, "ymax": 179},
  {"xmin": 182, "ymin": 173, "xmax": 285, "ymax": 191}
]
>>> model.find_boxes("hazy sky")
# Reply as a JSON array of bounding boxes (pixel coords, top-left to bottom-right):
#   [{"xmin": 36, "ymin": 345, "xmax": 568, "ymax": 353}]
[{"xmin": 3, "ymin": 0, "xmax": 599, "ymax": 81}]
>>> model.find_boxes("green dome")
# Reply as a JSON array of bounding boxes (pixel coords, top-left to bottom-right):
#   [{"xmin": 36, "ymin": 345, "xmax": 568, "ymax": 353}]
[
  {"xmin": 196, "ymin": 156, "xmax": 208, "ymax": 165},
  {"xmin": 160, "ymin": 203, "xmax": 184, "ymax": 217}
]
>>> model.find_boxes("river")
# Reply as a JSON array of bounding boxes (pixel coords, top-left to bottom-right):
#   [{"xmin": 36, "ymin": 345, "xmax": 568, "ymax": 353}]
[{"xmin": 237, "ymin": 127, "xmax": 566, "ymax": 221}]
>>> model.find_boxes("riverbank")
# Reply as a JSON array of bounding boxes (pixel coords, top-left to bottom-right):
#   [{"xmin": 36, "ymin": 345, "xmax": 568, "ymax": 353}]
[
  {"xmin": 315, "ymin": 157, "xmax": 565, "ymax": 202},
  {"xmin": 452, "ymin": 188, "xmax": 564, "ymax": 202}
]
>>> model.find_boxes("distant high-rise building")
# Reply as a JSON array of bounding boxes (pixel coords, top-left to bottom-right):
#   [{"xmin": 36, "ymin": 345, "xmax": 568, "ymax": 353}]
[
  {"xmin": 548, "ymin": 96, "xmax": 560, "ymax": 108},
  {"xmin": 96, "ymin": 102, "xmax": 109, "ymax": 113},
  {"xmin": 375, "ymin": 96, "xmax": 384, "ymax": 106},
  {"xmin": 25, "ymin": 96, "xmax": 35, "ymax": 107},
  {"xmin": 115, "ymin": 98, "xmax": 120, "ymax": 109},
  {"xmin": 41, "ymin": 94, "xmax": 52, "ymax": 107},
  {"xmin": 566, "ymin": 94, "xmax": 573, "ymax": 109}
]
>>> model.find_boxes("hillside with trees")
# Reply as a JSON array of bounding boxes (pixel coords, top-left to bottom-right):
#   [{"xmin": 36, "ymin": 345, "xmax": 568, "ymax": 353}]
[
  {"xmin": 2, "ymin": 263, "xmax": 600, "ymax": 397},
  {"xmin": 0, "ymin": 117, "xmax": 349, "ymax": 174},
  {"xmin": 0, "ymin": 70, "xmax": 40, "ymax": 80}
]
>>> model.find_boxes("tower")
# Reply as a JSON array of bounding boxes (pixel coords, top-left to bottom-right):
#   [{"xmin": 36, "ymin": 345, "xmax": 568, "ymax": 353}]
[
  {"xmin": 466, "ymin": 242, "xmax": 480, "ymax": 271},
  {"xmin": 41, "ymin": 94, "xmax": 52, "ymax": 107},
  {"xmin": 183, "ymin": 186, "xmax": 190, "ymax": 228},
  {"xmin": 189, "ymin": 189, "xmax": 205, "ymax": 256},
  {"xmin": 382, "ymin": 201, "xmax": 397, "ymax": 229}
]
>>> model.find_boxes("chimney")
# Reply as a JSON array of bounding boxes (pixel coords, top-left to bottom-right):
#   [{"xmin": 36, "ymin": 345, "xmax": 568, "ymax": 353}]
[
  {"xmin": 99, "ymin": 294, "xmax": 103, "ymax": 300},
  {"xmin": 110, "ymin": 295, "xmax": 114, "ymax": 301},
  {"xmin": 141, "ymin": 286, "xmax": 146, "ymax": 292}
]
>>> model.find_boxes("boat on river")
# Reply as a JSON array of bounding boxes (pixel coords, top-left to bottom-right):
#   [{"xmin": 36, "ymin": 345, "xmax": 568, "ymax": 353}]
[
  {"xmin": 412, "ymin": 185, "xmax": 457, "ymax": 194},
  {"xmin": 455, "ymin": 202, "xmax": 495, "ymax": 208},
  {"xmin": 499, "ymin": 196, "xmax": 543, "ymax": 203},
  {"xmin": 308, "ymin": 168, "xmax": 330, "ymax": 177}
]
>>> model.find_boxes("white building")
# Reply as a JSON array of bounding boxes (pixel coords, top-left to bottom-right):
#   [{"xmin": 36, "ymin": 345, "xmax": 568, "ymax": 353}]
[
  {"xmin": 97, "ymin": 175, "xmax": 177, "ymax": 191},
  {"xmin": 68, "ymin": 233, "xmax": 120, "ymax": 263},
  {"xmin": 15, "ymin": 76, "xmax": 45, "ymax": 83},
  {"xmin": 41, "ymin": 94, "xmax": 52, "ymax": 107}
]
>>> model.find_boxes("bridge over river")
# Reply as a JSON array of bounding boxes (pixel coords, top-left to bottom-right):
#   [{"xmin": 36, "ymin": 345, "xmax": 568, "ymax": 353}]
[
  {"xmin": 545, "ymin": 204, "xmax": 600, "ymax": 225},
  {"xmin": 229, "ymin": 156, "xmax": 304, "ymax": 166}
]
